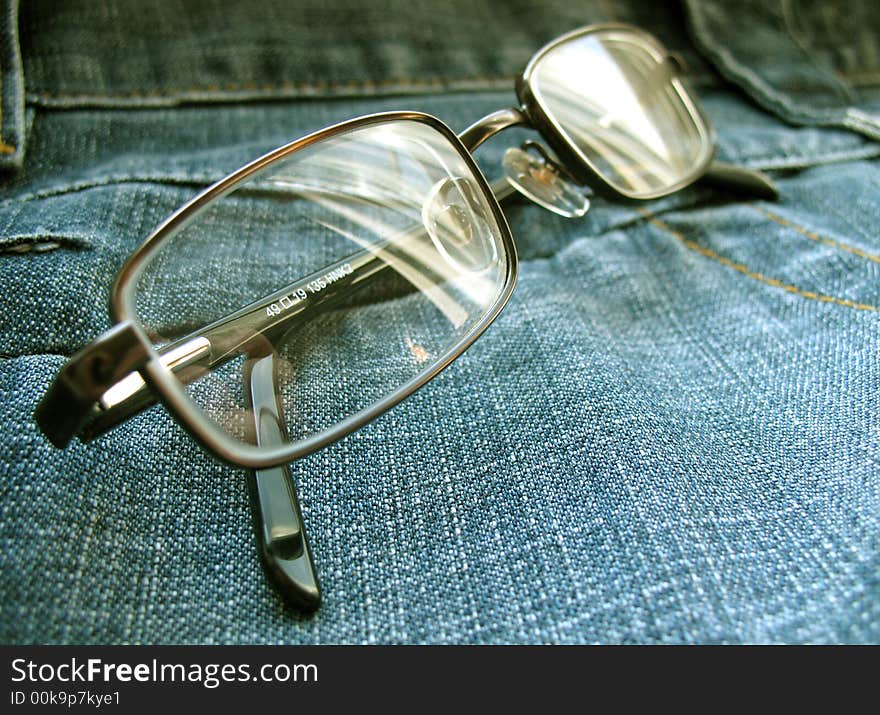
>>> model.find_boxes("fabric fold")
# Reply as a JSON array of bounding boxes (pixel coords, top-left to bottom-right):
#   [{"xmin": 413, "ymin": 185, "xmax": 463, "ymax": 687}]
[{"xmin": 0, "ymin": 0, "xmax": 25, "ymax": 169}]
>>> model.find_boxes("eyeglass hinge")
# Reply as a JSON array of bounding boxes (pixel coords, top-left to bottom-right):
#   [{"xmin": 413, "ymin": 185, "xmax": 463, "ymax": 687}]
[{"xmin": 34, "ymin": 321, "xmax": 151, "ymax": 448}]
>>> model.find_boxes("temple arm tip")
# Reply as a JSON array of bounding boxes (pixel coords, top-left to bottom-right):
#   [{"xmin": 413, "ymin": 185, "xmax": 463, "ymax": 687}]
[
  {"xmin": 245, "ymin": 353, "xmax": 322, "ymax": 611},
  {"xmin": 703, "ymin": 161, "xmax": 780, "ymax": 201}
]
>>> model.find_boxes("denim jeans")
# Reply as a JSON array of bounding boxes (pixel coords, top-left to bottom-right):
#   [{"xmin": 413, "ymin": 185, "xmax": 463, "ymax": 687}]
[{"xmin": 1, "ymin": 0, "xmax": 878, "ymax": 643}]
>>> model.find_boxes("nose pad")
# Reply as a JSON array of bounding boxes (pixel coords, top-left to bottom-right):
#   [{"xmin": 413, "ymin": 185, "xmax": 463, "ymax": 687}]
[
  {"xmin": 422, "ymin": 176, "xmax": 498, "ymax": 274},
  {"xmin": 502, "ymin": 142, "xmax": 590, "ymax": 218}
]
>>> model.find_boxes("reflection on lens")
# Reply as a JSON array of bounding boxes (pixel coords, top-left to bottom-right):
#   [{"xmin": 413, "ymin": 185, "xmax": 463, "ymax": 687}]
[
  {"xmin": 529, "ymin": 27, "xmax": 712, "ymax": 197},
  {"xmin": 129, "ymin": 119, "xmax": 510, "ymax": 449}
]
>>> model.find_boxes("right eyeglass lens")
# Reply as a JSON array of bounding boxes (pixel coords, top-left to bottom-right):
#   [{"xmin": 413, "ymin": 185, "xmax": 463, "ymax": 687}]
[
  {"xmin": 124, "ymin": 118, "xmax": 511, "ymax": 451},
  {"xmin": 529, "ymin": 27, "xmax": 713, "ymax": 197}
]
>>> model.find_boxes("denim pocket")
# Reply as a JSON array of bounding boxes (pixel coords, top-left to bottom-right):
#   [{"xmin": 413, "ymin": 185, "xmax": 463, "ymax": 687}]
[
  {"xmin": 20, "ymin": 0, "xmax": 713, "ymax": 109},
  {"xmin": 685, "ymin": 0, "xmax": 880, "ymax": 140}
]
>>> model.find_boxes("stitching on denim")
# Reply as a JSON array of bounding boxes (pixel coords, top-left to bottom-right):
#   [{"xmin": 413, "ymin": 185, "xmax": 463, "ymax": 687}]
[
  {"xmin": 24, "ymin": 72, "xmax": 716, "ymax": 103},
  {"xmin": 11, "ymin": 174, "xmax": 214, "ymax": 204},
  {"xmin": 741, "ymin": 145, "xmax": 880, "ymax": 171},
  {"xmin": 0, "ymin": 58, "xmax": 17, "ymax": 155},
  {"xmin": 27, "ymin": 76, "xmax": 517, "ymax": 101},
  {"xmin": 638, "ymin": 208, "xmax": 879, "ymax": 313},
  {"xmin": 685, "ymin": 2, "xmax": 855, "ymax": 127},
  {"xmin": 12, "ymin": 146, "xmax": 878, "ymax": 205},
  {"xmin": 751, "ymin": 205, "xmax": 880, "ymax": 264}
]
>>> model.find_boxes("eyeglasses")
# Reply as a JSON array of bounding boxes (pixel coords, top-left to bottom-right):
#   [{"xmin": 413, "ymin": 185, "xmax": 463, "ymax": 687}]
[{"xmin": 35, "ymin": 23, "xmax": 777, "ymax": 609}]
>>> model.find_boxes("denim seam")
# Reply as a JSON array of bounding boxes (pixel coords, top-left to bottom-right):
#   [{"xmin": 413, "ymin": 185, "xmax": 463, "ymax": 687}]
[
  {"xmin": 23, "ymin": 74, "xmax": 720, "ymax": 108},
  {"xmin": 0, "ymin": 0, "xmax": 25, "ymax": 167},
  {"xmin": 11, "ymin": 143, "xmax": 879, "ymax": 206},
  {"xmin": 687, "ymin": 3, "xmax": 819, "ymax": 120},
  {"xmin": 739, "ymin": 145, "xmax": 880, "ymax": 171},
  {"xmin": 684, "ymin": 0, "xmax": 880, "ymax": 141},
  {"xmin": 25, "ymin": 76, "xmax": 516, "ymax": 102},
  {"xmin": 750, "ymin": 205, "xmax": 880, "ymax": 264},
  {"xmin": 0, "ymin": 66, "xmax": 15, "ymax": 155},
  {"xmin": 9, "ymin": 174, "xmax": 217, "ymax": 204},
  {"xmin": 638, "ymin": 207, "xmax": 880, "ymax": 314}
]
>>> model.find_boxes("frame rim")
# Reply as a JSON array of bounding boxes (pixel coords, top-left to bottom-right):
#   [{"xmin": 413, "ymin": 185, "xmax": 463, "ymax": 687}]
[
  {"xmin": 516, "ymin": 22, "xmax": 717, "ymax": 201},
  {"xmin": 109, "ymin": 111, "xmax": 519, "ymax": 469}
]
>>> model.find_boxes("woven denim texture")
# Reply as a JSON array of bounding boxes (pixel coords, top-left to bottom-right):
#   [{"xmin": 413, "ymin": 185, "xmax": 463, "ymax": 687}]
[{"xmin": 1, "ymin": 0, "xmax": 878, "ymax": 643}]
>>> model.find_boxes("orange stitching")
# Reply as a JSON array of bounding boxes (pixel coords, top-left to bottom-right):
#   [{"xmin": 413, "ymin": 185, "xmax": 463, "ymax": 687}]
[
  {"xmin": 27, "ymin": 71, "xmax": 716, "ymax": 102},
  {"xmin": 30, "ymin": 75, "xmax": 517, "ymax": 101},
  {"xmin": 638, "ymin": 208, "xmax": 879, "ymax": 313},
  {"xmin": 751, "ymin": 205, "xmax": 880, "ymax": 264}
]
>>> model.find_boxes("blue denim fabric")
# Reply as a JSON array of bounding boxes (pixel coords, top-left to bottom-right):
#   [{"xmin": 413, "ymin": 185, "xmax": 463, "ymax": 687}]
[
  {"xmin": 1, "ymin": 1, "xmax": 878, "ymax": 643},
  {"xmin": 686, "ymin": 0, "xmax": 880, "ymax": 140}
]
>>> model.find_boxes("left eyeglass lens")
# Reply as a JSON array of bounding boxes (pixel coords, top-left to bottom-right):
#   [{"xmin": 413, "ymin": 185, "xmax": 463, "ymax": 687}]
[
  {"xmin": 122, "ymin": 119, "xmax": 510, "ymax": 450},
  {"xmin": 529, "ymin": 27, "xmax": 713, "ymax": 197}
]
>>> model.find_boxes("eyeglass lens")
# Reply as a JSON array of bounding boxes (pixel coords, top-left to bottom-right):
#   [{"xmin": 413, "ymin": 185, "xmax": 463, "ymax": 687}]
[
  {"xmin": 124, "ymin": 120, "xmax": 511, "ymax": 451},
  {"xmin": 529, "ymin": 28, "xmax": 712, "ymax": 196}
]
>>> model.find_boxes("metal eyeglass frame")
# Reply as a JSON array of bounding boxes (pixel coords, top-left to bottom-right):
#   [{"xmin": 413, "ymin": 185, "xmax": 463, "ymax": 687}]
[{"xmin": 34, "ymin": 23, "xmax": 778, "ymax": 609}]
